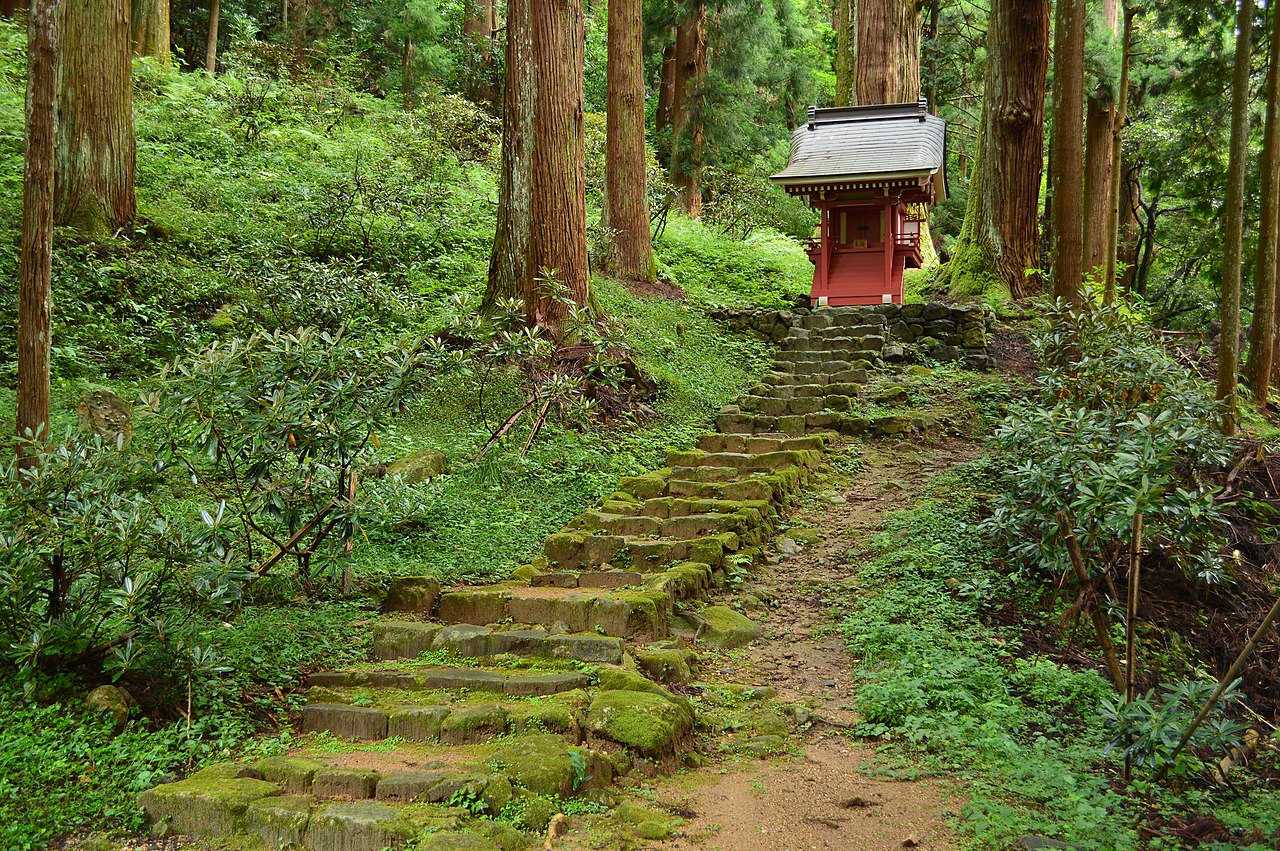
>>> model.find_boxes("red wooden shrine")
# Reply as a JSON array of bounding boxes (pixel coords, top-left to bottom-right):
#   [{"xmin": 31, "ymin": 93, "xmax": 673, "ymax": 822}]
[{"xmin": 771, "ymin": 101, "xmax": 947, "ymax": 307}]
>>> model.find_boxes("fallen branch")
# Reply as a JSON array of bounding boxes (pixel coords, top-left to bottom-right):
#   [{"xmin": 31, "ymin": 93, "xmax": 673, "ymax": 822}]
[{"xmin": 253, "ymin": 499, "xmax": 337, "ymax": 578}]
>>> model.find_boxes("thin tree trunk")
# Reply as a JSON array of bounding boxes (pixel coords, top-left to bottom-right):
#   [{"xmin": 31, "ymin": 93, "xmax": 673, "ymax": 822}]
[
  {"xmin": 56, "ymin": 0, "xmax": 135, "ymax": 236},
  {"xmin": 463, "ymin": 0, "xmax": 495, "ymax": 106},
  {"xmin": 0, "ymin": 0, "xmax": 22, "ymax": 18},
  {"xmin": 854, "ymin": 0, "xmax": 892, "ymax": 104},
  {"xmin": 1048, "ymin": 0, "xmax": 1086, "ymax": 304},
  {"xmin": 402, "ymin": 38, "xmax": 417, "ymax": 110},
  {"xmin": 1219, "ymin": 0, "xmax": 1253, "ymax": 435},
  {"xmin": 602, "ymin": 0, "xmax": 655, "ymax": 281},
  {"xmin": 486, "ymin": 0, "xmax": 590, "ymax": 332},
  {"xmin": 130, "ymin": 0, "xmax": 169, "ymax": 62},
  {"xmin": 18, "ymin": 0, "xmax": 58, "ymax": 464},
  {"xmin": 940, "ymin": 0, "xmax": 1049, "ymax": 301},
  {"xmin": 671, "ymin": 5, "xmax": 707, "ymax": 218},
  {"xmin": 1083, "ymin": 0, "xmax": 1119, "ymax": 281},
  {"xmin": 205, "ymin": 0, "xmax": 219, "ymax": 73},
  {"xmin": 1104, "ymin": 4, "xmax": 1137, "ymax": 304},
  {"xmin": 656, "ymin": 38, "xmax": 676, "ymax": 139},
  {"xmin": 1254, "ymin": 0, "xmax": 1280, "ymax": 400}
]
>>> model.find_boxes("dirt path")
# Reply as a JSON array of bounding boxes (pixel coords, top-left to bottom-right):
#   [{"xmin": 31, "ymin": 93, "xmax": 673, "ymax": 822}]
[{"xmin": 639, "ymin": 439, "xmax": 979, "ymax": 851}]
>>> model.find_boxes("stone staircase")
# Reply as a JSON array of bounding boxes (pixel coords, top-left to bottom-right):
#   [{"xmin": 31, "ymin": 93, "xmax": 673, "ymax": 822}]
[{"xmin": 136, "ymin": 303, "xmax": 987, "ymax": 850}]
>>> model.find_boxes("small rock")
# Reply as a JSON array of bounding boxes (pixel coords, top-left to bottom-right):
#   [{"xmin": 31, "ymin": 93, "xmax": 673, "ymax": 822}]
[
  {"xmin": 829, "ymin": 495, "xmax": 846, "ymax": 505},
  {"xmin": 823, "ymin": 679, "xmax": 836, "ymax": 688},
  {"xmin": 548, "ymin": 620, "xmax": 572, "ymax": 635},
  {"xmin": 778, "ymin": 538, "xmax": 800, "ymax": 555},
  {"xmin": 85, "ymin": 684, "xmax": 131, "ymax": 728},
  {"xmin": 77, "ymin": 390, "xmax": 132, "ymax": 448},
  {"xmin": 902, "ymin": 835, "xmax": 920, "ymax": 848},
  {"xmin": 386, "ymin": 447, "xmax": 447, "ymax": 484}
]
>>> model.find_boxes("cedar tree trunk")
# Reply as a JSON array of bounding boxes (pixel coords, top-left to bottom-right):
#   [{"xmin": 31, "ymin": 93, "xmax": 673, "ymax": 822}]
[
  {"xmin": 463, "ymin": 0, "xmax": 495, "ymax": 107},
  {"xmin": 56, "ymin": 0, "xmax": 136, "ymax": 236},
  {"xmin": 1082, "ymin": 0, "xmax": 1119, "ymax": 280},
  {"xmin": 1252, "ymin": 0, "xmax": 1280, "ymax": 400},
  {"xmin": 1103, "ymin": 3, "xmax": 1136, "ymax": 303},
  {"xmin": 1048, "ymin": 0, "xmax": 1085, "ymax": 303},
  {"xmin": 18, "ymin": 0, "xmax": 58, "ymax": 462},
  {"xmin": 486, "ymin": 0, "xmax": 590, "ymax": 332},
  {"xmin": 940, "ymin": 0, "xmax": 1049, "ymax": 301},
  {"xmin": 131, "ymin": 0, "xmax": 169, "ymax": 62},
  {"xmin": 602, "ymin": 0, "xmax": 655, "ymax": 281},
  {"xmin": 834, "ymin": 0, "xmax": 855, "ymax": 106},
  {"xmin": 851, "ymin": 0, "xmax": 921, "ymax": 104},
  {"xmin": 671, "ymin": 5, "xmax": 707, "ymax": 217},
  {"xmin": 656, "ymin": 38, "xmax": 676, "ymax": 138},
  {"xmin": 205, "ymin": 0, "xmax": 219, "ymax": 72},
  {"xmin": 1219, "ymin": 0, "xmax": 1253, "ymax": 433}
]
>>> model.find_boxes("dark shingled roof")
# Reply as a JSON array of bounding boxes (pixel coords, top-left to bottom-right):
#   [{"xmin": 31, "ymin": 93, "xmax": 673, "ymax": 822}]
[{"xmin": 771, "ymin": 101, "xmax": 946, "ymax": 200}]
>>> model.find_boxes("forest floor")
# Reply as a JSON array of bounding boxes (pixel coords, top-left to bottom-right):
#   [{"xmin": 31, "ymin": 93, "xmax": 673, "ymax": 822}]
[{"xmin": 557, "ymin": 439, "xmax": 983, "ymax": 850}]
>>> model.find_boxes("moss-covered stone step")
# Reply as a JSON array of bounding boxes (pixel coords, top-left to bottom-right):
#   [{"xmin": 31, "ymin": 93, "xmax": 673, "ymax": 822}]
[
  {"xmin": 693, "ymin": 432, "xmax": 827, "ymax": 454},
  {"xmin": 541, "ymin": 529, "xmax": 736, "ymax": 572},
  {"xmin": 774, "ymin": 358, "xmax": 879, "ymax": 377},
  {"xmin": 773, "ymin": 344, "xmax": 883, "ymax": 361},
  {"xmin": 371, "ymin": 620, "xmax": 625, "ymax": 664},
  {"xmin": 617, "ymin": 470, "xmax": 790, "ymax": 503},
  {"xmin": 139, "ymin": 735, "xmax": 620, "ymax": 849},
  {"xmin": 433, "ymin": 584, "xmax": 672, "ymax": 637},
  {"xmin": 744, "ymin": 381, "xmax": 866, "ymax": 400},
  {"xmin": 307, "ymin": 664, "xmax": 590, "ymax": 700},
  {"xmin": 762, "ymin": 368, "xmax": 869, "ymax": 386},
  {"xmin": 738, "ymin": 394, "xmax": 856, "ymax": 416},
  {"xmin": 301, "ymin": 687, "xmax": 591, "ymax": 744},
  {"xmin": 602, "ymin": 496, "xmax": 779, "ymax": 530},
  {"xmin": 664, "ymin": 447, "xmax": 822, "ymax": 474},
  {"xmin": 570, "ymin": 508, "xmax": 759, "ymax": 543}
]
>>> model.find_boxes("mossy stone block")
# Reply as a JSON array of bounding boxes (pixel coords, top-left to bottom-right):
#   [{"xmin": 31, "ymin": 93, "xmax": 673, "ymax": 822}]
[
  {"xmin": 635, "ymin": 648, "xmax": 695, "ymax": 685},
  {"xmin": 618, "ymin": 474, "xmax": 667, "ymax": 500},
  {"xmin": 417, "ymin": 832, "xmax": 501, "ymax": 850},
  {"xmin": 507, "ymin": 701, "xmax": 580, "ymax": 739},
  {"xmin": 383, "ymin": 577, "xmax": 441, "ymax": 614},
  {"xmin": 245, "ymin": 795, "xmax": 314, "ymax": 847},
  {"xmin": 543, "ymin": 531, "xmax": 585, "ymax": 565},
  {"xmin": 616, "ymin": 801, "xmax": 676, "ymax": 839},
  {"xmin": 491, "ymin": 734, "xmax": 582, "ymax": 797},
  {"xmin": 587, "ymin": 690, "xmax": 694, "ymax": 755},
  {"xmin": 375, "ymin": 769, "xmax": 451, "ymax": 803},
  {"xmin": 387, "ymin": 705, "xmax": 450, "ymax": 741},
  {"xmin": 544, "ymin": 633, "xmax": 624, "ymax": 664},
  {"xmin": 441, "ymin": 704, "xmax": 508, "ymax": 744},
  {"xmin": 302, "ymin": 704, "xmax": 388, "ymax": 741},
  {"xmin": 698, "ymin": 606, "xmax": 761, "ymax": 649},
  {"xmin": 313, "ymin": 767, "xmax": 380, "ymax": 799},
  {"xmin": 437, "ymin": 589, "xmax": 510, "ymax": 625},
  {"xmin": 253, "ymin": 756, "xmax": 325, "ymax": 794},
  {"xmin": 304, "ymin": 801, "xmax": 416, "ymax": 851},
  {"xmin": 371, "ymin": 620, "xmax": 442, "ymax": 659},
  {"xmin": 387, "ymin": 448, "xmax": 447, "ymax": 483},
  {"xmin": 138, "ymin": 776, "xmax": 279, "ymax": 838}
]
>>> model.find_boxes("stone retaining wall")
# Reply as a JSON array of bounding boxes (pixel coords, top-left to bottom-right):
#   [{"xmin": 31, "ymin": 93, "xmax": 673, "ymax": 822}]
[{"xmin": 709, "ymin": 303, "xmax": 995, "ymax": 371}]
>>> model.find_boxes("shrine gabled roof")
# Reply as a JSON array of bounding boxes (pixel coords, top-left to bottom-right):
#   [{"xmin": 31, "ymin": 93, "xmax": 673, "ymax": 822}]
[{"xmin": 771, "ymin": 101, "xmax": 947, "ymax": 201}]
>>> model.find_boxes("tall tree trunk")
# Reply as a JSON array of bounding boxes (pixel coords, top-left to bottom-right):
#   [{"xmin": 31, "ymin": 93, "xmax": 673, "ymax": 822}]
[
  {"xmin": 1219, "ymin": 0, "xmax": 1253, "ymax": 434},
  {"xmin": 1103, "ymin": 3, "xmax": 1136, "ymax": 304},
  {"xmin": 131, "ymin": 0, "xmax": 169, "ymax": 62},
  {"xmin": 0, "ymin": 0, "xmax": 22, "ymax": 18},
  {"xmin": 922, "ymin": 0, "xmax": 941, "ymax": 110},
  {"xmin": 656, "ymin": 38, "xmax": 676, "ymax": 139},
  {"xmin": 205, "ymin": 0, "xmax": 219, "ymax": 72},
  {"xmin": 834, "ymin": 0, "xmax": 855, "ymax": 106},
  {"xmin": 1254, "ymin": 0, "xmax": 1280, "ymax": 400},
  {"xmin": 1048, "ymin": 0, "xmax": 1086, "ymax": 303},
  {"xmin": 1083, "ymin": 0, "xmax": 1119, "ymax": 281},
  {"xmin": 18, "ymin": 0, "xmax": 58, "ymax": 464},
  {"xmin": 602, "ymin": 0, "xmax": 655, "ymax": 281},
  {"xmin": 851, "ymin": 0, "xmax": 921, "ymax": 104},
  {"xmin": 402, "ymin": 38, "xmax": 418, "ymax": 110},
  {"xmin": 486, "ymin": 0, "xmax": 590, "ymax": 332},
  {"xmin": 939, "ymin": 0, "xmax": 1049, "ymax": 301},
  {"xmin": 56, "ymin": 0, "xmax": 135, "ymax": 236},
  {"xmin": 463, "ymin": 0, "xmax": 495, "ymax": 106},
  {"xmin": 670, "ymin": 5, "xmax": 707, "ymax": 218}
]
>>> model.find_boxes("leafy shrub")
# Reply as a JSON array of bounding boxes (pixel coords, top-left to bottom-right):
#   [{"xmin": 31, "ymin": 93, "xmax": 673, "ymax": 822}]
[
  {"xmin": 0, "ymin": 434, "xmax": 240, "ymax": 690},
  {"xmin": 986, "ymin": 301, "xmax": 1230, "ymax": 584},
  {"xmin": 702, "ymin": 166, "xmax": 817, "ymax": 241},
  {"xmin": 154, "ymin": 326, "xmax": 427, "ymax": 591},
  {"xmin": 1101, "ymin": 679, "xmax": 1249, "ymax": 779}
]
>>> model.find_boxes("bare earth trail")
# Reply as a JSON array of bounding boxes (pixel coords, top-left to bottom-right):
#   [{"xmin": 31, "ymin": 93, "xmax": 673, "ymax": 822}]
[{"xmin": 621, "ymin": 440, "xmax": 980, "ymax": 851}]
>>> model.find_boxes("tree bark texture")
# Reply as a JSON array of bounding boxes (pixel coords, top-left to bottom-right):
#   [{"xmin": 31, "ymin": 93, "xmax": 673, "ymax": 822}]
[
  {"xmin": 1219, "ymin": 0, "xmax": 1253, "ymax": 434},
  {"xmin": 56, "ymin": 0, "xmax": 136, "ymax": 236},
  {"xmin": 834, "ymin": 0, "xmax": 855, "ymax": 106},
  {"xmin": 18, "ymin": 0, "xmax": 58, "ymax": 462},
  {"xmin": 1103, "ymin": 3, "xmax": 1136, "ymax": 304},
  {"xmin": 486, "ymin": 0, "xmax": 590, "ymax": 332},
  {"xmin": 205, "ymin": 0, "xmax": 219, "ymax": 72},
  {"xmin": 1082, "ymin": 0, "xmax": 1119, "ymax": 280},
  {"xmin": 1255, "ymin": 1, "xmax": 1280, "ymax": 399},
  {"xmin": 602, "ymin": 0, "xmax": 655, "ymax": 281},
  {"xmin": 1048, "ymin": 0, "xmax": 1086, "ymax": 303},
  {"xmin": 0, "ymin": 0, "xmax": 22, "ymax": 18},
  {"xmin": 671, "ymin": 5, "xmax": 707, "ymax": 217},
  {"xmin": 939, "ymin": 0, "xmax": 1049, "ymax": 301},
  {"xmin": 848, "ymin": 0, "xmax": 921, "ymax": 105},
  {"xmin": 463, "ymin": 0, "xmax": 496, "ymax": 107},
  {"xmin": 656, "ymin": 38, "xmax": 676, "ymax": 138},
  {"xmin": 130, "ymin": 0, "xmax": 169, "ymax": 62}
]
